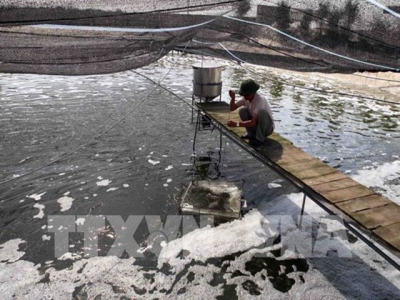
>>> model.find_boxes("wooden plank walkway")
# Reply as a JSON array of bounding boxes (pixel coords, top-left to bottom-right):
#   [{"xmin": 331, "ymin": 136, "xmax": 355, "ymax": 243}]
[{"xmin": 197, "ymin": 102, "xmax": 400, "ymax": 255}]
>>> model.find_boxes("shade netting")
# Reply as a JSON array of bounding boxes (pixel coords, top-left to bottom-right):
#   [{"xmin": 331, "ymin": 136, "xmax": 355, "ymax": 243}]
[{"xmin": 0, "ymin": 0, "xmax": 399, "ymax": 75}]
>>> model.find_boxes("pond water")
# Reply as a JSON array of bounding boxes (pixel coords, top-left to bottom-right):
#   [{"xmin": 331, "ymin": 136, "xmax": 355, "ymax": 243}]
[{"xmin": 0, "ymin": 53, "xmax": 400, "ymax": 299}]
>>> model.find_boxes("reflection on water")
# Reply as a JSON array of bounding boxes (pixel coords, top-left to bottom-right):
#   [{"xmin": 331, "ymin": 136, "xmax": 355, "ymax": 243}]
[{"xmin": 269, "ymin": 80, "xmax": 284, "ymax": 100}]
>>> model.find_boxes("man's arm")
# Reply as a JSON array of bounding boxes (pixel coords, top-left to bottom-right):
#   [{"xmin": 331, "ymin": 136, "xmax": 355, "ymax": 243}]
[
  {"xmin": 229, "ymin": 90, "xmax": 243, "ymax": 111},
  {"xmin": 238, "ymin": 114, "xmax": 258, "ymax": 128},
  {"xmin": 227, "ymin": 114, "xmax": 258, "ymax": 128}
]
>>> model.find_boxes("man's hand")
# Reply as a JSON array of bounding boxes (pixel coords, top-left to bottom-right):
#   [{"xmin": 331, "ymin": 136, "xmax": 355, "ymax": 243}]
[
  {"xmin": 227, "ymin": 120, "xmax": 238, "ymax": 127},
  {"xmin": 229, "ymin": 90, "xmax": 235, "ymax": 100},
  {"xmin": 229, "ymin": 90, "xmax": 237, "ymax": 111}
]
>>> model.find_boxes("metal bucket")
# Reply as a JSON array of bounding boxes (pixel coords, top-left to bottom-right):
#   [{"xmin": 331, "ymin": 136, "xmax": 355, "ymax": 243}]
[{"xmin": 192, "ymin": 62, "xmax": 222, "ymax": 99}]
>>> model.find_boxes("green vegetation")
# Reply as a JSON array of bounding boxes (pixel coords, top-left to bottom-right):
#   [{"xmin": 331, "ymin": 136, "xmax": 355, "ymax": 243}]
[
  {"xmin": 275, "ymin": 1, "xmax": 291, "ymax": 31},
  {"xmin": 236, "ymin": 0, "xmax": 251, "ymax": 17},
  {"xmin": 299, "ymin": 10, "xmax": 312, "ymax": 35}
]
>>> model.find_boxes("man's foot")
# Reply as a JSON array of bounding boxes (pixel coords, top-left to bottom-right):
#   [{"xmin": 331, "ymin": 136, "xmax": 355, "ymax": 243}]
[{"xmin": 250, "ymin": 139, "xmax": 264, "ymax": 147}]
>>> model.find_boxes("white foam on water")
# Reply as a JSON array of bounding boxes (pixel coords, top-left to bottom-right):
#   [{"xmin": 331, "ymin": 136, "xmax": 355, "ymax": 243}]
[
  {"xmin": 42, "ymin": 235, "xmax": 51, "ymax": 241},
  {"xmin": 123, "ymin": 184, "xmax": 129, "ymax": 188},
  {"xmin": 167, "ymin": 179, "xmax": 172, "ymax": 183},
  {"xmin": 27, "ymin": 192, "xmax": 46, "ymax": 201},
  {"xmin": 0, "ymin": 239, "xmax": 26, "ymax": 263},
  {"xmin": 57, "ymin": 196, "xmax": 74, "ymax": 212},
  {"xmin": 106, "ymin": 187, "xmax": 118, "ymax": 192},
  {"xmin": 351, "ymin": 160, "xmax": 400, "ymax": 204},
  {"xmin": 58, "ymin": 252, "xmax": 82, "ymax": 261},
  {"xmin": 267, "ymin": 182, "xmax": 282, "ymax": 189},
  {"xmin": 165, "ymin": 165, "xmax": 173, "ymax": 170},
  {"xmin": 148, "ymin": 159, "xmax": 160, "ymax": 165},
  {"xmin": 63, "ymin": 191, "xmax": 70, "ymax": 196},
  {"xmin": 18, "ymin": 157, "xmax": 30, "ymax": 163},
  {"xmin": 158, "ymin": 210, "xmax": 267, "ymax": 273},
  {"xmin": 76, "ymin": 218, "xmax": 85, "ymax": 226},
  {"xmin": 6, "ymin": 192, "xmax": 398, "ymax": 298},
  {"xmin": 33, "ymin": 203, "xmax": 45, "ymax": 219},
  {"xmin": 96, "ymin": 179, "xmax": 111, "ymax": 186}
]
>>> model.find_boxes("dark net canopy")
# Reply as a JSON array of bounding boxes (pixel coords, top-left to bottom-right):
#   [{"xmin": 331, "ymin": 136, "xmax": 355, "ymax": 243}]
[{"xmin": 1, "ymin": 0, "xmax": 400, "ymax": 75}]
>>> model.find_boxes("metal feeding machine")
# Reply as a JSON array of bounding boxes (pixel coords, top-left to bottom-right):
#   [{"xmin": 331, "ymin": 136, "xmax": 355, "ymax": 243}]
[
  {"xmin": 183, "ymin": 63, "xmax": 246, "ymax": 221},
  {"xmin": 191, "ymin": 62, "xmax": 222, "ymax": 125}
]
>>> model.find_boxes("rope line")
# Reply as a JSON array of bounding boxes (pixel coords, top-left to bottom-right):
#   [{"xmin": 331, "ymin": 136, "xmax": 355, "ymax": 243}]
[
  {"xmin": 224, "ymin": 15, "xmax": 400, "ymax": 72},
  {"xmin": 365, "ymin": 0, "xmax": 400, "ymax": 19},
  {"xmin": 201, "ymin": 26, "xmax": 329, "ymax": 68},
  {"xmin": 218, "ymin": 43, "xmax": 246, "ymax": 64},
  {"xmin": 28, "ymin": 19, "xmax": 215, "ymax": 33},
  {"xmin": 132, "ymin": 71, "xmax": 195, "ymax": 110}
]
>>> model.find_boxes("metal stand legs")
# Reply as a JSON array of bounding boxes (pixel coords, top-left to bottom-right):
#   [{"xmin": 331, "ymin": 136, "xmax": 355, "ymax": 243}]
[{"xmin": 299, "ymin": 194, "xmax": 307, "ymax": 227}]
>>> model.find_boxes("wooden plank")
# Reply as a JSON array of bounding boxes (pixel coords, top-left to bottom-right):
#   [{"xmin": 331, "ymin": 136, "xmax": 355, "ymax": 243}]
[
  {"xmin": 197, "ymin": 102, "xmax": 229, "ymax": 110},
  {"xmin": 283, "ymin": 158, "xmax": 326, "ymax": 173},
  {"xmin": 263, "ymin": 139, "xmax": 287, "ymax": 152},
  {"xmin": 267, "ymin": 134, "xmax": 293, "ymax": 145},
  {"xmin": 336, "ymin": 194, "xmax": 392, "ymax": 213},
  {"xmin": 211, "ymin": 112, "xmax": 230, "ymax": 118},
  {"xmin": 320, "ymin": 185, "xmax": 376, "ymax": 203},
  {"xmin": 276, "ymin": 150, "xmax": 316, "ymax": 165},
  {"xmin": 208, "ymin": 113, "xmax": 231, "ymax": 121},
  {"xmin": 311, "ymin": 178, "xmax": 361, "ymax": 193},
  {"xmin": 373, "ymin": 223, "xmax": 400, "ymax": 251},
  {"xmin": 350, "ymin": 204, "xmax": 400, "ymax": 229},
  {"xmin": 197, "ymin": 103, "xmax": 228, "ymax": 110},
  {"xmin": 291, "ymin": 165, "xmax": 337, "ymax": 180},
  {"xmin": 303, "ymin": 172, "xmax": 348, "ymax": 186},
  {"xmin": 201, "ymin": 109, "xmax": 229, "ymax": 115},
  {"xmin": 230, "ymin": 128, "xmax": 247, "ymax": 136}
]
